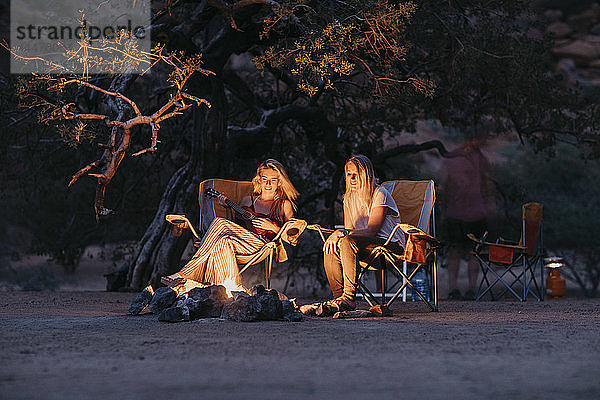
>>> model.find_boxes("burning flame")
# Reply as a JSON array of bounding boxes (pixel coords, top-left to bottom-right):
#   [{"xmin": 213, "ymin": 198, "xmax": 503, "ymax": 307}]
[{"xmin": 222, "ymin": 277, "xmax": 245, "ymax": 297}]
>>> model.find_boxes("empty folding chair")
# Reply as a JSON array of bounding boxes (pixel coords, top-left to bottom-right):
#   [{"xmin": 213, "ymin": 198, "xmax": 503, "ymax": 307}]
[{"xmin": 468, "ymin": 202, "xmax": 545, "ymax": 301}]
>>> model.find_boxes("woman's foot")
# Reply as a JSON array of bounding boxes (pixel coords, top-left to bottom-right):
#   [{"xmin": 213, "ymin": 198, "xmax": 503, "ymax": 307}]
[
  {"xmin": 325, "ymin": 296, "xmax": 356, "ymax": 312},
  {"xmin": 299, "ymin": 302, "xmax": 320, "ymax": 316}
]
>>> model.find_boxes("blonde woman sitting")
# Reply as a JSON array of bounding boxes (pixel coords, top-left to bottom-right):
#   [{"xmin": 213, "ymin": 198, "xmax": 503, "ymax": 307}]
[
  {"xmin": 162, "ymin": 159, "xmax": 298, "ymax": 287},
  {"xmin": 322, "ymin": 155, "xmax": 405, "ymax": 310}
]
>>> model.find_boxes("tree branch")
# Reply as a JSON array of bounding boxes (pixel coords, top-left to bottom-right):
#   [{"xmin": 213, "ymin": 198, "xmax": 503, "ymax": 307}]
[
  {"xmin": 61, "ymin": 64, "xmax": 212, "ymax": 220},
  {"xmin": 373, "ymin": 140, "xmax": 449, "ymax": 162}
]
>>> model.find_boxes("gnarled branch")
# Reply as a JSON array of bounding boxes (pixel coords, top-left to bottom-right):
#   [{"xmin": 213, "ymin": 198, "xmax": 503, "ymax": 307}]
[{"xmin": 62, "ymin": 65, "xmax": 213, "ymax": 220}]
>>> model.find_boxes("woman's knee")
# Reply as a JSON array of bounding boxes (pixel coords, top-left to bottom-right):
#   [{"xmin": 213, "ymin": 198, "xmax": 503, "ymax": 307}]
[
  {"xmin": 338, "ymin": 236, "xmax": 357, "ymax": 255},
  {"xmin": 209, "ymin": 217, "xmax": 236, "ymax": 235},
  {"xmin": 214, "ymin": 235, "xmax": 234, "ymax": 248}
]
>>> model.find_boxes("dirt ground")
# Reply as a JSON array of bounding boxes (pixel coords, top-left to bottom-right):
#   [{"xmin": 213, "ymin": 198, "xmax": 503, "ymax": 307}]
[{"xmin": 1, "ymin": 291, "xmax": 599, "ymax": 400}]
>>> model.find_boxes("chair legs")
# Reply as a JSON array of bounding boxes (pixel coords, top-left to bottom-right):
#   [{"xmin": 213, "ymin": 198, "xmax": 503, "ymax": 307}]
[
  {"xmin": 238, "ymin": 248, "xmax": 275, "ymax": 289},
  {"xmin": 524, "ymin": 255, "xmax": 544, "ymax": 301},
  {"xmin": 357, "ymin": 278, "xmax": 379, "ymax": 308},
  {"xmin": 387, "ymin": 262, "xmax": 437, "ymax": 311},
  {"xmin": 357, "ymin": 251, "xmax": 438, "ymax": 311},
  {"xmin": 265, "ymin": 251, "xmax": 273, "ymax": 289},
  {"xmin": 432, "ymin": 251, "xmax": 439, "ymax": 307},
  {"xmin": 380, "ymin": 262, "xmax": 386, "ymax": 303},
  {"xmin": 473, "ymin": 253, "xmax": 545, "ymax": 301}
]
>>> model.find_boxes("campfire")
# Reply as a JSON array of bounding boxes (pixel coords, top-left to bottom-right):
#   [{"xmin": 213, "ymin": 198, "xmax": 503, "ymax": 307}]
[
  {"xmin": 221, "ymin": 277, "xmax": 245, "ymax": 297},
  {"xmin": 128, "ymin": 277, "xmax": 302, "ymax": 323}
]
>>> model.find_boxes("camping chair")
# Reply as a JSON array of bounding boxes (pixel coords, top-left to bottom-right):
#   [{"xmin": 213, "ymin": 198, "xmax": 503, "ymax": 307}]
[
  {"xmin": 166, "ymin": 179, "xmax": 307, "ymax": 289},
  {"xmin": 308, "ymin": 180, "xmax": 441, "ymax": 311},
  {"xmin": 468, "ymin": 202, "xmax": 544, "ymax": 301}
]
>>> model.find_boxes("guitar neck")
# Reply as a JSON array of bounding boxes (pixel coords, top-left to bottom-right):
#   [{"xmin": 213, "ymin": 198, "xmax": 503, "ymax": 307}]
[{"xmin": 225, "ymin": 198, "xmax": 253, "ymax": 220}]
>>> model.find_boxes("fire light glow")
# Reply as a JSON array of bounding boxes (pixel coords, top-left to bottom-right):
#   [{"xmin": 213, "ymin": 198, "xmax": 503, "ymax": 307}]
[
  {"xmin": 221, "ymin": 277, "xmax": 244, "ymax": 297},
  {"xmin": 144, "ymin": 285, "xmax": 154, "ymax": 296}
]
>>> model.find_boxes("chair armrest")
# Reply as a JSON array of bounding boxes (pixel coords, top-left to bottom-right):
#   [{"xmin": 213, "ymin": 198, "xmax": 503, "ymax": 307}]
[
  {"xmin": 307, "ymin": 224, "xmax": 334, "ymax": 243},
  {"xmin": 467, "ymin": 233, "xmax": 486, "ymax": 253},
  {"xmin": 273, "ymin": 218, "xmax": 307, "ymax": 245},
  {"xmin": 384, "ymin": 223, "xmax": 440, "ymax": 247},
  {"xmin": 467, "ymin": 233, "xmax": 484, "ymax": 245},
  {"xmin": 466, "ymin": 233, "xmax": 525, "ymax": 251},
  {"xmin": 382, "ymin": 223, "xmax": 405, "ymax": 246},
  {"xmin": 489, "ymin": 242, "xmax": 526, "ymax": 251},
  {"xmin": 498, "ymin": 237, "xmax": 519, "ymax": 245},
  {"xmin": 165, "ymin": 214, "xmax": 200, "ymax": 240}
]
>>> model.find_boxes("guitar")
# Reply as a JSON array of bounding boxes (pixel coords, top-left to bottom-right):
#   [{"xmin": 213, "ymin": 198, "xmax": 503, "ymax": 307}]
[{"xmin": 204, "ymin": 187, "xmax": 280, "ymax": 240}]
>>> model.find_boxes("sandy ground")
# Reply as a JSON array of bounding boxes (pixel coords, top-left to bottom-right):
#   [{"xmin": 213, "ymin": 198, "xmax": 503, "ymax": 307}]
[{"xmin": 1, "ymin": 290, "xmax": 599, "ymax": 400}]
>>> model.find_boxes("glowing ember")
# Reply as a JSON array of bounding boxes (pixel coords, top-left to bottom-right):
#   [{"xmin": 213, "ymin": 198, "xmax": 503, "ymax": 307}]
[
  {"xmin": 221, "ymin": 277, "xmax": 245, "ymax": 297},
  {"xmin": 144, "ymin": 285, "xmax": 155, "ymax": 296}
]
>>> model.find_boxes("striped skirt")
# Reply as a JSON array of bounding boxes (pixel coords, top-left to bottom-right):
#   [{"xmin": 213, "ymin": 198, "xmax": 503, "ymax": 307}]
[{"xmin": 171, "ymin": 217, "xmax": 268, "ymax": 285}]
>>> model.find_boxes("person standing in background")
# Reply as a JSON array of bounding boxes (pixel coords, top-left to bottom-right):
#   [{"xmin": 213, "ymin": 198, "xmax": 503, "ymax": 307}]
[{"xmin": 440, "ymin": 132, "xmax": 497, "ymax": 300}]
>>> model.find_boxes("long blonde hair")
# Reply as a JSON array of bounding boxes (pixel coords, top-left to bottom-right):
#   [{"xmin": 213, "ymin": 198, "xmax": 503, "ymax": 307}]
[
  {"xmin": 251, "ymin": 159, "xmax": 299, "ymax": 223},
  {"xmin": 343, "ymin": 155, "xmax": 376, "ymax": 225}
]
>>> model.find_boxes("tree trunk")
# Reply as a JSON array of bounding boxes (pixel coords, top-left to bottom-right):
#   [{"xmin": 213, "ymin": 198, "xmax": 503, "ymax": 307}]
[
  {"xmin": 125, "ymin": 107, "xmax": 205, "ymax": 289},
  {"xmin": 126, "ymin": 162, "xmax": 201, "ymax": 289},
  {"xmin": 125, "ymin": 76, "xmax": 228, "ymax": 290},
  {"xmin": 121, "ymin": 8, "xmax": 269, "ymax": 290}
]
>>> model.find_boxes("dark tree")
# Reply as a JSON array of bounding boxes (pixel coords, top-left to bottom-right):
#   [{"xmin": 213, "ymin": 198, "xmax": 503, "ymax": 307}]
[{"xmin": 3, "ymin": 0, "xmax": 596, "ymax": 290}]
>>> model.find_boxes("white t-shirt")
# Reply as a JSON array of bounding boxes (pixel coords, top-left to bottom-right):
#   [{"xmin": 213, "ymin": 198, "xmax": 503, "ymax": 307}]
[{"xmin": 350, "ymin": 186, "xmax": 405, "ymax": 247}]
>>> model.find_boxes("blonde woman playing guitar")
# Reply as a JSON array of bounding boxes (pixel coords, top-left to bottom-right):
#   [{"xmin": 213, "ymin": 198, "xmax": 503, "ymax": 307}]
[
  {"xmin": 161, "ymin": 159, "xmax": 298, "ymax": 288},
  {"xmin": 204, "ymin": 187, "xmax": 281, "ymax": 241}
]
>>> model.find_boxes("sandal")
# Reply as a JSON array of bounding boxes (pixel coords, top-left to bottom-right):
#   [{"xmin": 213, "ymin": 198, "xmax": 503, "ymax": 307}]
[
  {"xmin": 299, "ymin": 303, "xmax": 320, "ymax": 316},
  {"xmin": 326, "ymin": 296, "xmax": 356, "ymax": 312}
]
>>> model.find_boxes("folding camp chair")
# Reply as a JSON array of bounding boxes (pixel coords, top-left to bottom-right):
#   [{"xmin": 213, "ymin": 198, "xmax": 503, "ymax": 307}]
[
  {"xmin": 166, "ymin": 178, "xmax": 307, "ymax": 288},
  {"xmin": 468, "ymin": 202, "xmax": 544, "ymax": 301},
  {"xmin": 308, "ymin": 180, "xmax": 441, "ymax": 311}
]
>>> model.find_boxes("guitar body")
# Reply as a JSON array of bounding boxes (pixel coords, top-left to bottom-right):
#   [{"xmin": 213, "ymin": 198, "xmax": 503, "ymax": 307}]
[
  {"xmin": 204, "ymin": 187, "xmax": 280, "ymax": 241},
  {"xmin": 240, "ymin": 206, "xmax": 280, "ymax": 241}
]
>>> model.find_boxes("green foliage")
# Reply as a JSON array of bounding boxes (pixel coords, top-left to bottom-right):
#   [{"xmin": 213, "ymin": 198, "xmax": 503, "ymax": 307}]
[
  {"xmin": 247, "ymin": 0, "xmax": 600, "ymax": 172},
  {"xmin": 255, "ymin": 0, "xmax": 432, "ymax": 99},
  {"xmin": 166, "ymin": 51, "xmax": 207, "ymax": 88},
  {"xmin": 60, "ymin": 28, "xmax": 150, "ymax": 76},
  {"xmin": 13, "ymin": 74, "xmax": 106, "ymax": 147}
]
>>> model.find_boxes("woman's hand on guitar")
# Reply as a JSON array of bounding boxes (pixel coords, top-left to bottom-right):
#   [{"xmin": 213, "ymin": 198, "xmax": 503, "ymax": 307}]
[
  {"xmin": 251, "ymin": 217, "xmax": 279, "ymax": 233},
  {"xmin": 217, "ymin": 194, "xmax": 228, "ymax": 207}
]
